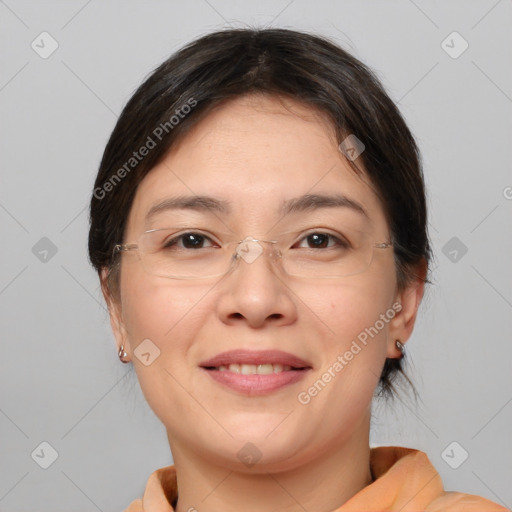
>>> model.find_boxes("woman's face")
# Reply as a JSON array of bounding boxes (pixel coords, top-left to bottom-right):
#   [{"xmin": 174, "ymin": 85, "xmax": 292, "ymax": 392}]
[{"xmin": 106, "ymin": 94, "xmax": 423, "ymax": 472}]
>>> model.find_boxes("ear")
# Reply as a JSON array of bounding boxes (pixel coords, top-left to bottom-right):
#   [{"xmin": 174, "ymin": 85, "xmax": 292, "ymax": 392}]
[
  {"xmin": 386, "ymin": 259, "xmax": 427, "ymax": 358},
  {"xmin": 100, "ymin": 267, "xmax": 131, "ymax": 356}
]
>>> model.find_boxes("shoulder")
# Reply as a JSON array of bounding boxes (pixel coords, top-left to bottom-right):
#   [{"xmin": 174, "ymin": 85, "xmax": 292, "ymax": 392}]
[
  {"xmin": 122, "ymin": 465, "xmax": 177, "ymax": 512},
  {"xmin": 123, "ymin": 498, "xmax": 143, "ymax": 512},
  {"xmin": 426, "ymin": 490, "xmax": 509, "ymax": 511},
  {"xmin": 369, "ymin": 446, "xmax": 509, "ymax": 512}
]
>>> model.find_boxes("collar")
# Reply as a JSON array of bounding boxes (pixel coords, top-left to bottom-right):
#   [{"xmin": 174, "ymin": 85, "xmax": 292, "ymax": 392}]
[{"xmin": 129, "ymin": 446, "xmax": 507, "ymax": 511}]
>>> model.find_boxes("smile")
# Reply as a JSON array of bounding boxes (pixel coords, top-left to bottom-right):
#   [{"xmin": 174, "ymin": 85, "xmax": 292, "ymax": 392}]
[
  {"xmin": 215, "ymin": 363, "xmax": 294, "ymax": 374},
  {"xmin": 199, "ymin": 350, "xmax": 312, "ymax": 395}
]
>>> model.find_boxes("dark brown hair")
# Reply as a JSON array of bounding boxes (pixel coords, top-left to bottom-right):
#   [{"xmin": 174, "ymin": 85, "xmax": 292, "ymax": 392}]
[{"xmin": 88, "ymin": 28, "xmax": 431, "ymax": 399}]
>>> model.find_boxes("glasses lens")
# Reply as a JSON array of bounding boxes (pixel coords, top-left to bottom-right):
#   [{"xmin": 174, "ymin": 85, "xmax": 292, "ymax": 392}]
[
  {"xmin": 138, "ymin": 228, "xmax": 233, "ymax": 279},
  {"xmin": 279, "ymin": 232, "xmax": 375, "ymax": 278}
]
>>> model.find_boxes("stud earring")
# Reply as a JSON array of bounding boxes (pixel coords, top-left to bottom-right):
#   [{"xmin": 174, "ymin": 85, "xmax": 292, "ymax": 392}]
[
  {"xmin": 118, "ymin": 344, "xmax": 130, "ymax": 363},
  {"xmin": 395, "ymin": 340, "xmax": 405, "ymax": 359}
]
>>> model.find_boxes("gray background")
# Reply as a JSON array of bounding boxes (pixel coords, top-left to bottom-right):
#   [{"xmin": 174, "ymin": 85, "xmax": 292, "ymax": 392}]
[{"xmin": 1, "ymin": 1, "xmax": 511, "ymax": 510}]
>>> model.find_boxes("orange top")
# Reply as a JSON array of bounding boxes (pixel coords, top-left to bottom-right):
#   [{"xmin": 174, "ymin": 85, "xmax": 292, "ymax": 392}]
[{"xmin": 124, "ymin": 446, "xmax": 508, "ymax": 512}]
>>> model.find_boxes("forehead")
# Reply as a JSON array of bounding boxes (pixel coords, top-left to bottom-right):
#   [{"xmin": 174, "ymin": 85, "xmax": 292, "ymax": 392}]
[{"xmin": 126, "ymin": 94, "xmax": 388, "ymax": 235}]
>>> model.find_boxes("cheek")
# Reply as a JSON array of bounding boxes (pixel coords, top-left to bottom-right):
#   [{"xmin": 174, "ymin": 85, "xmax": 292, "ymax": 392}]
[
  {"xmin": 120, "ymin": 266, "xmax": 208, "ymax": 343},
  {"xmin": 296, "ymin": 277, "xmax": 394, "ymax": 408},
  {"xmin": 306, "ymin": 276, "xmax": 395, "ymax": 348},
  {"xmin": 118, "ymin": 270, "xmax": 210, "ymax": 407}
]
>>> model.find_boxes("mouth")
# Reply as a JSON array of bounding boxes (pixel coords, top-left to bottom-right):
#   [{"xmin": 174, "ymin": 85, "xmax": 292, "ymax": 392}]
[
  {"xmin": 206, "ymin": 363, "xmax": 303, "ymax": 374},
  {"xmin": 199, "ymin": 349, "xmax": 312, "ymax": 395}
]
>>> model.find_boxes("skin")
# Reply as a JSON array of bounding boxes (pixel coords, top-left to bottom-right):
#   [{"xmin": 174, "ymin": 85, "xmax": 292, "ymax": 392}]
[{"xmin": 102, "ymin": 94, "xmax": 426, "ymax": 512}]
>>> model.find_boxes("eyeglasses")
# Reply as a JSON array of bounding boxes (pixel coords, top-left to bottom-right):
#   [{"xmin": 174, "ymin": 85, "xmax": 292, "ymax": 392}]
[{"xmin": 113, "ymin": 227, "xmax": 393, "ymax": 280}]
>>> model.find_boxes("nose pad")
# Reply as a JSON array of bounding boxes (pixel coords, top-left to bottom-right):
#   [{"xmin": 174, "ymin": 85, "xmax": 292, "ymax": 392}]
[{"xmin": 235, "ymin": 237, "xmax": 264, "ymax": 264}]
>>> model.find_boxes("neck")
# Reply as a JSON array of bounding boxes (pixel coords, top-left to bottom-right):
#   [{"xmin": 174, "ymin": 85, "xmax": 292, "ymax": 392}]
[{"xmin": 169, "ymin": 414, "xmax": 373, "ymax": 512}]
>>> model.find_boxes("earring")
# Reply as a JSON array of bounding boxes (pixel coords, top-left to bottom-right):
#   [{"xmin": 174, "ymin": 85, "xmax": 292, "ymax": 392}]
[
  {"xmin": 118, "ymin": 344, "xmax": 130, "ymax": 363},
  {"xmin": 395, "ymin": 340, "xmax": 405, "ymax": 359}
]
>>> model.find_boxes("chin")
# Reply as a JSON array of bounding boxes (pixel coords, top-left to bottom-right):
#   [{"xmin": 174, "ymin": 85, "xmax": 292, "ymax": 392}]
[
  {"xmin": 222, "ymin": 425, "xmax": 314, "ymax": 471},
  {"xmin": 212, "ymin": 441, "xmax": 308, "ymax": 475}
]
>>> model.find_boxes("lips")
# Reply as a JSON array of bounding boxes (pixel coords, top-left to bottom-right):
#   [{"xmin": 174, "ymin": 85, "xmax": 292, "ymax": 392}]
[
  {"xmin": 199, "ymin": 349, "xmax": 312, "ymax": 396},
  {"xmin": 199, "ymin": 349, "xmax": 311, "ymax": 369}
]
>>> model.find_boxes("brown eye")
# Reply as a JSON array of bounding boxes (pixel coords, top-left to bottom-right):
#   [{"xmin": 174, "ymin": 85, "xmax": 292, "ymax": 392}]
[
  {"xmin": 164, "ymin": 233, "xmax": 213, "ymax": 249},
  {"xmin": 181, "ymin": 233, "xmax": 207, "ymax": 248},
  {"xmin": 306, "ymin": 233, "xmax": 329, "ymax": 248},
  {"xmin": 296, "ymin": 232, "xmax": 349, "ymax": 250}
]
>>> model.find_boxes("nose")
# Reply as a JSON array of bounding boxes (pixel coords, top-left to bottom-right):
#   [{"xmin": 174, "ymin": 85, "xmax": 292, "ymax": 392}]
[{"xmin": 215, "ymin": 238, "xmax": 298, "ymax": 329}]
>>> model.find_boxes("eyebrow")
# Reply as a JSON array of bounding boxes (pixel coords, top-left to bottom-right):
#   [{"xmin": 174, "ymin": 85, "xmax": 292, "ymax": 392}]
[
  {"xmin": 145, "ymin": 193, "xmax": 368, "ymax": 223},
  {"xmin": 280, "ymin": 193, "xmax": 368, "ymax": 218},
  {"xmin": 145, "ymin": 195, "xmax": 231, "ymax": 223}
]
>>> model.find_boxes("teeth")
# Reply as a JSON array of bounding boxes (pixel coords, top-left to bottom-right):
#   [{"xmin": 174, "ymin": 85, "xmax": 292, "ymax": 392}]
[
  {"xmin": 218, "ymin": 363, "xmax": 294, "ymax": 374},
  {"xmin": 228, "ymin": 364, "xmax": 240, "ymax": 373},
  {"xmin": 240, "ymin": 364, "xmax": 255, "ymax": 375},
  {"xmin": 256, "ymin": 364, "xmax": 273, "ymax": 375}
]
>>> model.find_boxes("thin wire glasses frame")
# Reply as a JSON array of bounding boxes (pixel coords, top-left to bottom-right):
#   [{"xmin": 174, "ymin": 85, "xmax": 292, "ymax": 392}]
[{"xmin": 112, "ymin": 227, "xmax": 393, "ymax": 280}]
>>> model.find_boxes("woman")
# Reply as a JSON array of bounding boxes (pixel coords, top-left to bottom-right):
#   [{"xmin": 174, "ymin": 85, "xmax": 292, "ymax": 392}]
[{"xmin": 88, "ymin": 28, "xmax": 507, "ymax": 511}]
